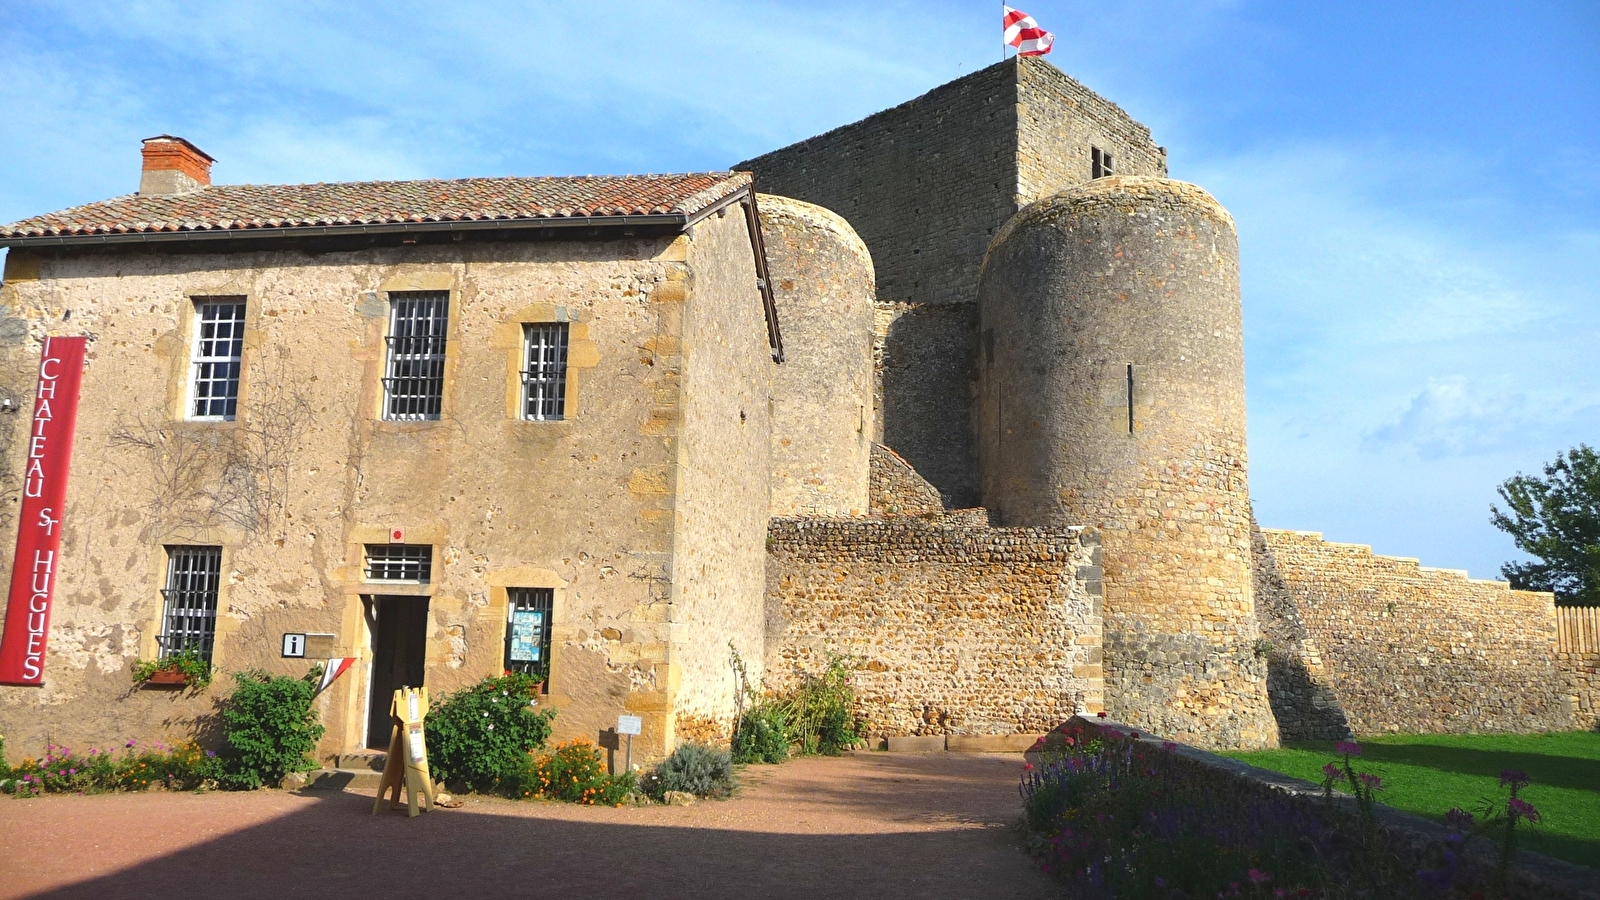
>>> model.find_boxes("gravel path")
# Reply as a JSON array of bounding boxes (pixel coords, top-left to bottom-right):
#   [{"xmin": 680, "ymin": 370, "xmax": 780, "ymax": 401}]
[{"xmin": 0, "ymin": 752, "xmax": 1058, "ymax": 899}]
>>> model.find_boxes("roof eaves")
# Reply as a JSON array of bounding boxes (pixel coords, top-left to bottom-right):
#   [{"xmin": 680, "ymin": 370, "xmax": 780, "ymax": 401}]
[{"xmin": 0, "ymin": 212, "xmax": 690, "ymax": 249}]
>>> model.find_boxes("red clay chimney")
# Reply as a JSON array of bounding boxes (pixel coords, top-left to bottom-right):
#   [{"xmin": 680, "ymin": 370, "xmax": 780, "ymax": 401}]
[{"xmin": 139, "ymin": 135, "xmax": 214, "ymax": 196}]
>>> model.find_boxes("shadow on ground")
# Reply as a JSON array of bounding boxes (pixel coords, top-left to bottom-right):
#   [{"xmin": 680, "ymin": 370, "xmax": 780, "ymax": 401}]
[{"xmin": 9, "ymin": 754, "xmax": 1054, "ymax": 900}]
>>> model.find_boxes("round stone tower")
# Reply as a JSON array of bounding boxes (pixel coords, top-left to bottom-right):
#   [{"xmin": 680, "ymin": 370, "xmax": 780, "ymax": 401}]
[
  {"xmin": 759, "ymin": 194, "xmax": 875, "ymax": 518},
  {"xmin": 975, "ymin": 176, "xmax": 1277, "ymax": 750}
]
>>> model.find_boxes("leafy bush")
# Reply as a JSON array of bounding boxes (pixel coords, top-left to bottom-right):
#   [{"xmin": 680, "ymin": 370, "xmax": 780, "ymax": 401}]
[
  {"xmin": 130, "ymin": 648, "xmax": 213, "ymax": 690},
  {"xmin": 777, "ymin": 654, "xmax": 859, "ymax": 756},
  {"xmin": 507, "ymin": 739, "xmax": 633, "ymax": 805},
  {"xmin": 643, "ymin": 743, "xmax": 735, "ymax": 800},
  {"xmin": 4, "ymin": 740, "xmax": 217, "ymax": 796},
  {"xmin": 214, "ymin": 669, "xmax": 324, "ymax": 789},
  {"xmin": 424, "ymin": 672, "xmax": 554, "ymax": 793},
  {"xmin": 731, "ymin": 704, "xmax": 788, "ymax": 764}
]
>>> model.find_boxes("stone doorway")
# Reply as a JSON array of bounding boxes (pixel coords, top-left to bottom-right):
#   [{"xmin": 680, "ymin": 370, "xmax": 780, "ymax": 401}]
[{"xmin": 365, "ymin": 595, "xmax": 429, "ymax": 749}]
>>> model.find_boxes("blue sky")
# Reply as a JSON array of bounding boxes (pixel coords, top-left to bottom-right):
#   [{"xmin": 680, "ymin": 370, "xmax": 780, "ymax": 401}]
[{"xmin": 2, "ymin": 1, "xmax": 1596, "ymax": 579}]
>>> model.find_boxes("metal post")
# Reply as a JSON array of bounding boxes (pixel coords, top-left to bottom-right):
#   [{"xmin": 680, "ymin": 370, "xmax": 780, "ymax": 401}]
[{"xmin": 625, "ymin": 734, "xmax": 632, "ymax": 774}]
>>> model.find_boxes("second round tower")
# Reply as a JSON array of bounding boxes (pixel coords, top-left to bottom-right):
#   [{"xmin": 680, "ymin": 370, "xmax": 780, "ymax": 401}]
[{"xmin": 976, "ymin": 175, "xmax": 1277, "ymax": 750}]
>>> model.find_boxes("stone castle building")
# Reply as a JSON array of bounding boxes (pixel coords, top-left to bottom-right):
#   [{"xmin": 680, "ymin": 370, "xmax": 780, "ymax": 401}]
[{"xmin": 1, "ymin": 58, "xmax": 1594, "ymax": 763}]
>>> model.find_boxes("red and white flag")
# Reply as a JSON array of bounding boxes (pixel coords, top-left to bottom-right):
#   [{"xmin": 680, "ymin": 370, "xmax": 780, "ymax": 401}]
[
  {"xmin": 1003, "ymin": 6, "xmax": 1055, "ymax": 56},
  {"xmin": 313, "ymin": 657, "xmax": 356, "ymax": 697}
]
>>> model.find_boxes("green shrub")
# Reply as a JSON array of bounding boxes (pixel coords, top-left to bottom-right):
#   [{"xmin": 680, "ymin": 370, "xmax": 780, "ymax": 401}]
[
  {"xmin": 0, "ymin": 732, "xmax": 8, "ymax": 779},
  {"xmin": 214, "ymin": 669, "xmax": 324, "ymax": 789},
  {"xmin": 424, "ymin": 672, "xmax": 554, "ymax": 793},
  {"xmin": 779, "ymin": 654, "xmax": 860, "ymax": 756},
  {"xmin": 731, "ymin": 705, "xmax": 788, "ymax": 764},
  {"xmin": 643, "ymin": 743, "xmax": 735, "ymax": 800}
]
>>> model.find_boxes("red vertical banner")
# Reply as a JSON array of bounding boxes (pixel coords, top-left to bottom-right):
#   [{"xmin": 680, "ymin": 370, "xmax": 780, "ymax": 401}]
[{"xmin": 0, "ymin": 336, "xmax": 87, "ymax": 686}]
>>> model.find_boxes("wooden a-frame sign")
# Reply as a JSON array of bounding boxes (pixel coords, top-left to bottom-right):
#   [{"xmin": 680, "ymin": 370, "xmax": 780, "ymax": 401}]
[{"xmin": 373, "ymin": 685, "xmax": 436, "ymax": 817}]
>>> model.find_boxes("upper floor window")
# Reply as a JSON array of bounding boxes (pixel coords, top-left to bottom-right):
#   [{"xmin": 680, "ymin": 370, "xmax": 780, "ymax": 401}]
[
  {"xmin": 383, "ymin": 292, "xmax": 449, "ymax": 421},
  {"xmin": 1092, "ymin": 146, "xmax": 1114, "ymax": 179},
  {"xmin": 522, "ymin": 323, "xmax": 569, "ymax": 421},
  {"xmin": 365, "ymin": 544, "xmax": 433, "ymax": 583},
  {"xmin": 160, "ymin": 546, "xmax": 222, "ymax": 661},
  {"xmin": 189, "ymin": 299, "xmax": 246, "ymax": 420}
]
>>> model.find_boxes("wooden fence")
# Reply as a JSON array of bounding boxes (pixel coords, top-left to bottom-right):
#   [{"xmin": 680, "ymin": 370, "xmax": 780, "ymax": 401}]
[{"xmin": 1555, "ymin": 605, "xmax": 1600, "ymax": 654}]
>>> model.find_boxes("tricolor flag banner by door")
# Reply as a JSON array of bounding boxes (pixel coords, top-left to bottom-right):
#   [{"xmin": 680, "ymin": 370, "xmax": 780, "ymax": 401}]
[
  {"xmin": 314, "ymin": 657, "xmax": 358, "ymax": 698},
  {"xmin": 1004, "ymin": 5, "xmax": 1055, "ymax": 56},
  {"xmin": 0, "ymin": 336, "xmax": 88, "ymax": 686}
]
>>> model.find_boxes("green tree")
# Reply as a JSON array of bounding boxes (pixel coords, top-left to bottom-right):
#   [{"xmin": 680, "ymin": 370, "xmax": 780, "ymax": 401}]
[{"xmin": 1490, "ymin": 444, "xmax": 1600, "ymax": 605}]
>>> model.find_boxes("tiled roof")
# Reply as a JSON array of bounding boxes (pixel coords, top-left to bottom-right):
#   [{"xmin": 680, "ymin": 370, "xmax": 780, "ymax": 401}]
[{"xmin": 0, "ymin": 172, "xmax": 751, "ymax": 240}]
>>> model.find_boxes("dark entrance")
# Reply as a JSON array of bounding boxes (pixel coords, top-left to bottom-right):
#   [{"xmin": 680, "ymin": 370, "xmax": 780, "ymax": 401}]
[{"xmin": 366, "ymin": 596, "xmax": 429, "ymax": 749}]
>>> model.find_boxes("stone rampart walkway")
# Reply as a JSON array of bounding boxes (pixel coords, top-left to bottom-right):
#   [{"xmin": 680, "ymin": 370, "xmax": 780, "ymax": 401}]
[{"xmin": 0, "ymin": 752, "xmax": 1056, "ymax": 899}]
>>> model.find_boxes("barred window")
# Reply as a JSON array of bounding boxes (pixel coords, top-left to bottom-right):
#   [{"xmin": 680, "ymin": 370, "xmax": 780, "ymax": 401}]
[
  {"xmin": 189, "ymin": 300, "xmax": 246, "ymax": 420},
  {"xmin": 160, "ymin": 546, "xmax": 222, "ymax": 661},
  {"xmin": 365, "ymin": 544, "xmax": 432, "ymax": 582},
  {"xmin": 504, "ymin": 588, "xmax": 554, "ymax": 685},
  {"xmin": 521, "ymin": 323, "xmax": 569, "ymax": 421},
  {"xmin": 383, "ymin": 292, "xmax": 449, "ymax": 421}
]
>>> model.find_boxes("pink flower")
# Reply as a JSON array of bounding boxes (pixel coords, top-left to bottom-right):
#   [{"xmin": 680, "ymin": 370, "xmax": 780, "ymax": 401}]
[
  {"xmin": 1508, "ymin": 798, "xmax": 1540, "ymax": 823},
  {"xmin": 1023, "ymin": 763, "xmax": 1034, "ymax": 771},
  {"xmin": 1129, "ymin": 732, "xmax": 1140, "ymax": 739},
  {"xmin": 1248, "ymin": 868, "xmax": 1272, "ymax": 883},
  {"xmin": 1322, "ymin": 763, "xmax": 1340, "ymax": 780},
  {"xmin": 1499, "ymin": 769, "xmax": 1530, "ymax": 789},
  {"xmin": 1357, "ymin": 772, "xmax": 1383, "ymax": 791},
  {"xmin": 1335, "ymin": 741, "xmax": 1361, "ymax": 757}
]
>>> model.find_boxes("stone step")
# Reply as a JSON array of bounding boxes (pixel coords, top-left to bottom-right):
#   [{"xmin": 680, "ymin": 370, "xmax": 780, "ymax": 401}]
[
  {"xmin": 306, "ymin": 768, "xmax": 384, "ymax": 791},
  {"xmin": 335, "ymin": 752, "xmax": 387, "ymax": 771}
]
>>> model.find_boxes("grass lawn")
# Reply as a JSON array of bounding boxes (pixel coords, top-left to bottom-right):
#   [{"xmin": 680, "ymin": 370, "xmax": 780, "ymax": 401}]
[{"xmin": 1224, "ymin": 731, "xmax": 1600, "ymax": 870}]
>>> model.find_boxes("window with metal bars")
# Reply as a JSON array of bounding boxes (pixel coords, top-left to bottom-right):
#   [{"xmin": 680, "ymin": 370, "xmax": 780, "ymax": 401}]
[
  {"xmin": 364, "ymin": 544, "xmax": 433, "ymax": 582},
  {"xmin": 189, "ymin": 300, "xmax": 246, "ymax": 419},
  {"xmin": 382, "ymin": 292, "xmax": 449, "ymax": 420},
  {"xmin": 503, "ymin": 588, "xmax": 554, "ymax": 684},
  {"xmin": 159, "ymin": 546, "xmax": 222, "ymax": 661},
  {"xmin": 521, "ymin": 323, "xmax": 569, "ymax": 420},
  {"xmin": 1092, "ymin": 146, "xmax": 1114, "ymax": 179}
]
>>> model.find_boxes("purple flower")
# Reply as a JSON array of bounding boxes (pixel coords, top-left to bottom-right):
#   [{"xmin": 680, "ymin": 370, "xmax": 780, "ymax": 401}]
[
  {"xmin": 1499, "ymin": 769, "xmax": 1530, "ymax": 789},
  {"xmin": 205, "ymin": 750, "xmax": 215, "ymax": 758},
  {"xmin": 1322, "ymin": 763, "xmax": 1340, "ymax": 781},
  {"xmin": 1508, "ymin": 797, "xmax": 1540, "ymax": 823},
  {"xmin": 1444, "ymin": 807, "xmax": 1475, "ymax": 832},
  {"xmin": 1335, "ymin": 740, "xmax": 1361, "ymax": 757},
  {"xmin": 1248, "ymin": 868, "xmax": 1272, "ymax": 883},
  {"xmin": 1357, "ymin": 772, "xmax": 1383, "ymax": 791},
  {"xmin": 126, "ymin": 739, "xmax": 136, "ymax": 748}
]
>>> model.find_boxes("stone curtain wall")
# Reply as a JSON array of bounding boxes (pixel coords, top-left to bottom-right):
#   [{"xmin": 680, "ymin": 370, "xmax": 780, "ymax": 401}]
[
  {"xmin": 868, "ymin": 442, "xmax": 944, "ymax": 517},
  {"xmin": 1560, "ymin": 653, "xmax": 1600, "ymax": 730},
  {"xmin": 1254, "ymin": 529, "xmax": 1571, "ymax": 736},
  {"xmin": 765, "ymin": 519, "xmax": 1104, "ymax": 737}
]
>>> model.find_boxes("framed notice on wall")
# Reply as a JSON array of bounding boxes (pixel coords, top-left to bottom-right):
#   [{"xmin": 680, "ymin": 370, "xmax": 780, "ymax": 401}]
[{"xmin": 509, "ymin": 609, "xmax": 545, "ymax": 663}]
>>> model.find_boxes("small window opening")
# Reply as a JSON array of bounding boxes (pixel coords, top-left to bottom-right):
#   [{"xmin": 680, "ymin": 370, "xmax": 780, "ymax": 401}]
[
  {"xmin": 521, "ymin": 323, "xmax": 569, "ymax": 420},
  {"xmin": 1092, "ymin": 146, "xmax": 1115, "ymax": 179},
  {"xmin": 160, "ymin": 546, "xmax": 222, "ymax": 661},
  {"xmin": 364, "ymin": 544, "xmax": 433, "ymax": 582},
  {"xmin": 1126, "ymin": 364, "xmax": 1135, "ymax": 433},
  {"xmin": 504, "ymin": 588, "xmax": 554, "ymax": 690}
]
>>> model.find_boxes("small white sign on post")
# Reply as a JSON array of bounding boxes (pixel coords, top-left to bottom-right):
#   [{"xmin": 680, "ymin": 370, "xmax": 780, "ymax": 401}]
[
  {"xmin": 281, "ymin": 633, "xmax": 306, "ymax": 658},
  {"xmin": 616, "ymin": 714, "xmax": 642, "ymax": 774}
]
